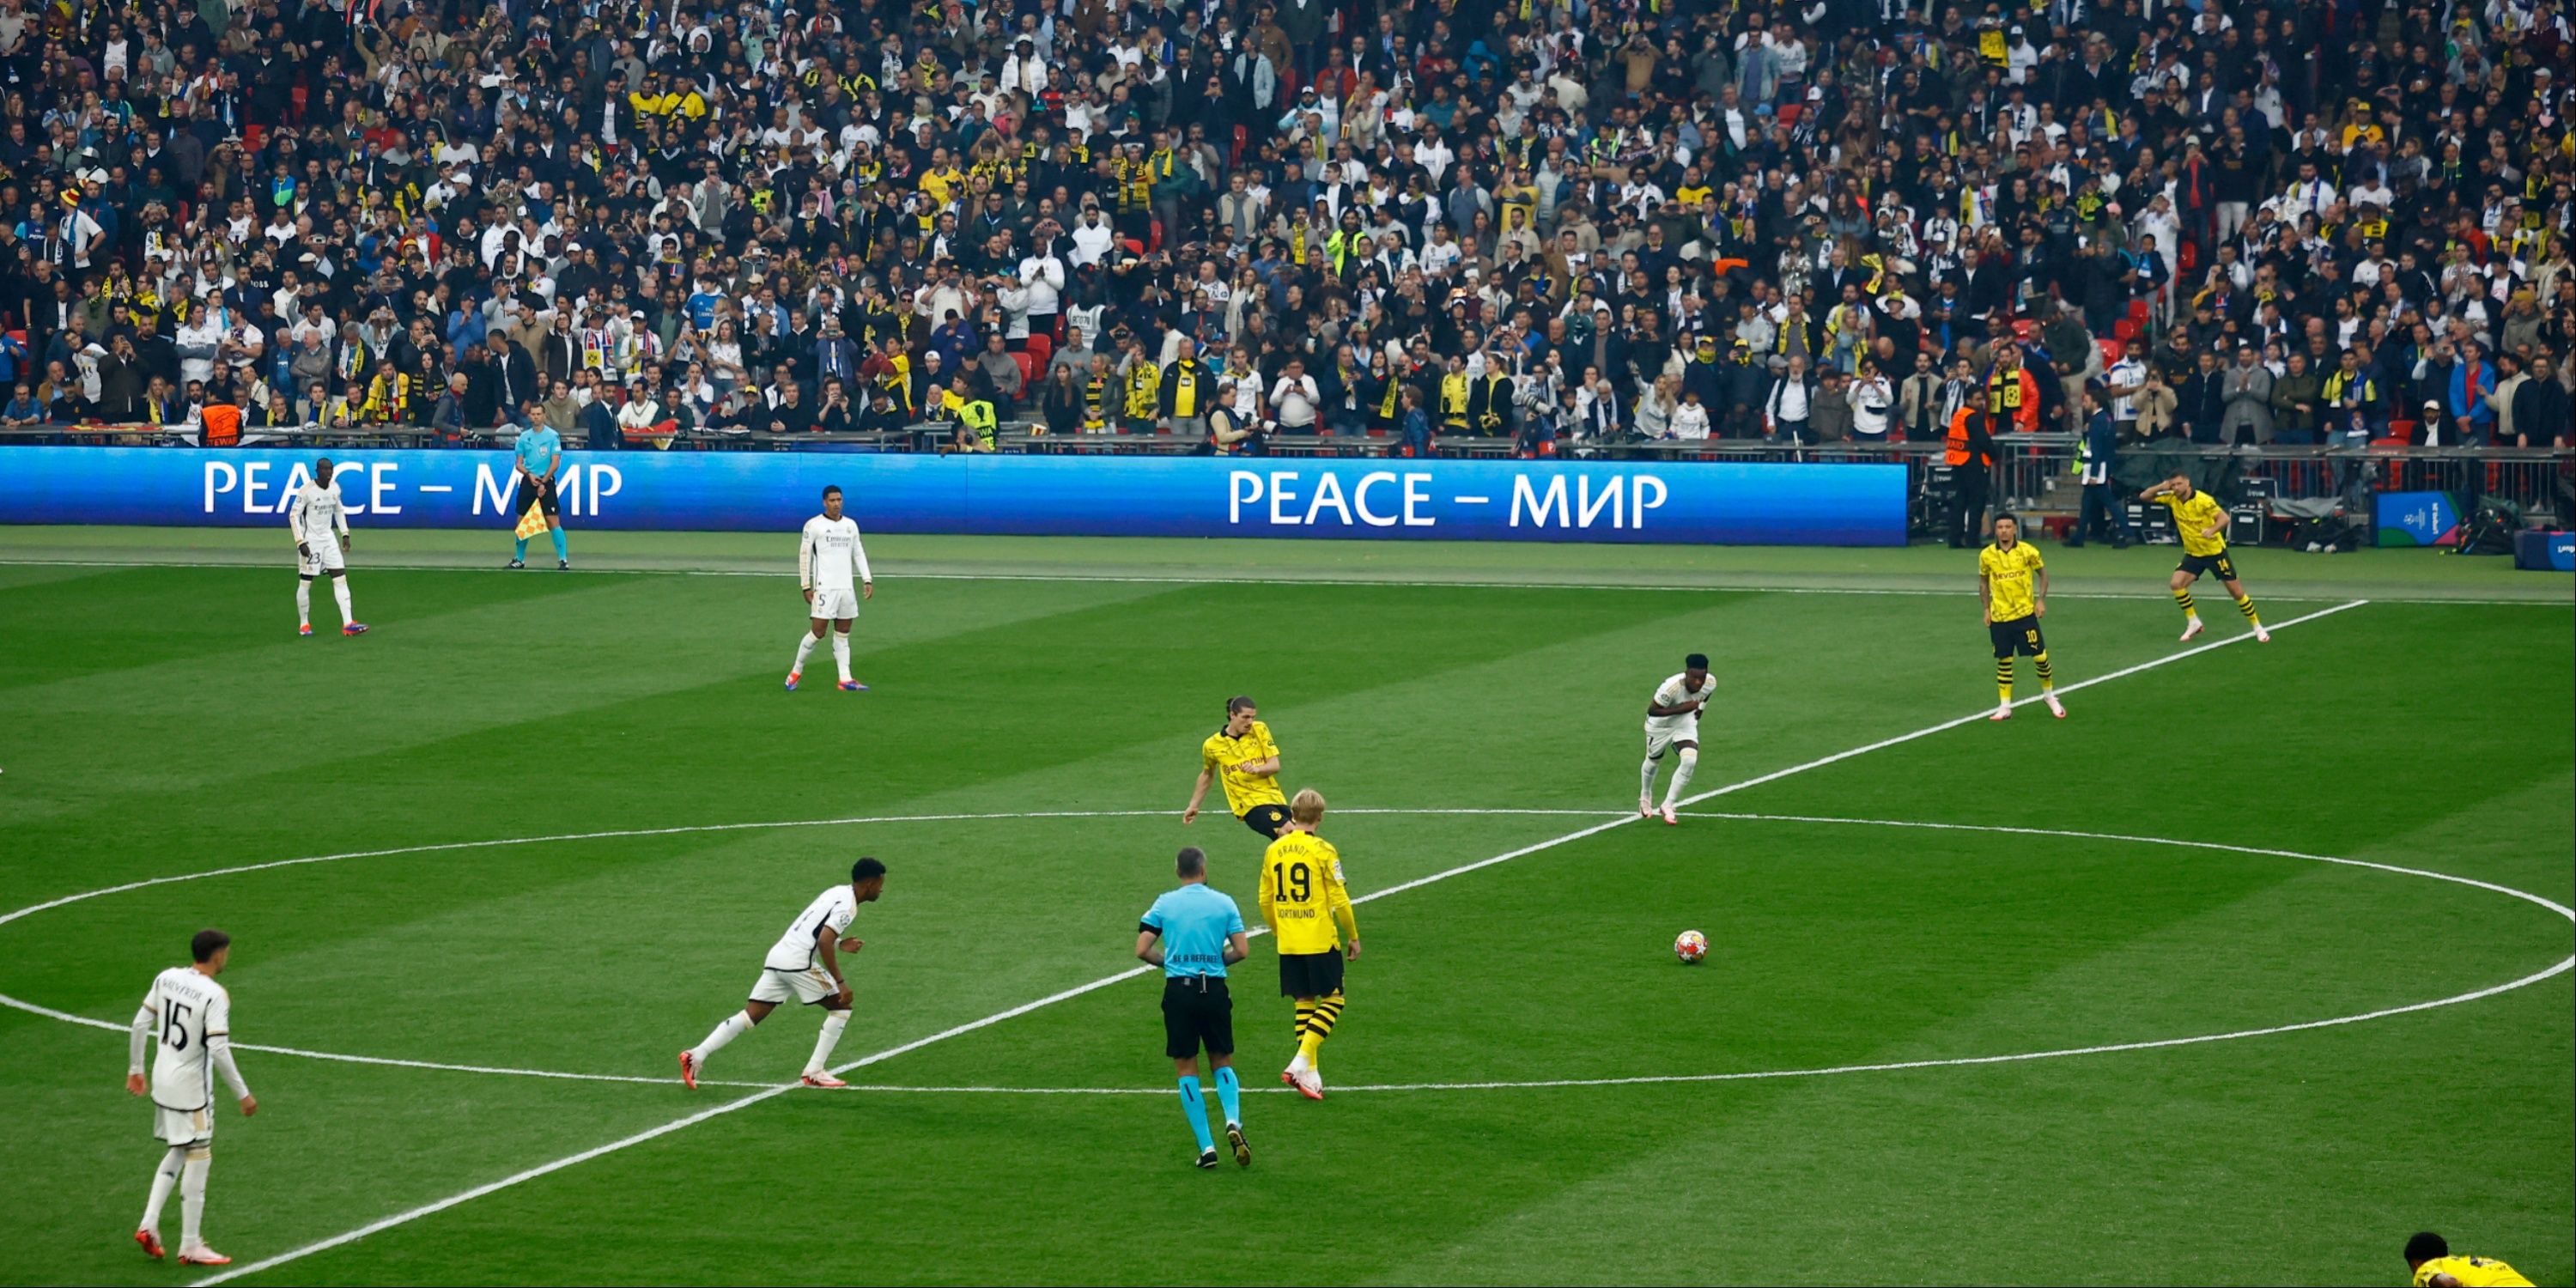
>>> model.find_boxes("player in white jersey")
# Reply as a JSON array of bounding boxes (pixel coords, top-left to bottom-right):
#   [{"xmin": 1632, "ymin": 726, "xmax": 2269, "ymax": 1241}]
[
  {"xmin": 287, "ymin": 458, "xmax": 366, "ymax": 636},
  {"xmin": 1639, "ymin": 653, "xmax": 1716, "ymax": 826},
  {"xmin": 125, "ymin": 929, "xmax": 256, "ymax": 1266},
  {"xmin": 787, "ymin": 484, "xmax": 874, "ymax": 692},
  {"xmin": 680, "ymin": 857, "xmax": 888, "ymax": 1090}
]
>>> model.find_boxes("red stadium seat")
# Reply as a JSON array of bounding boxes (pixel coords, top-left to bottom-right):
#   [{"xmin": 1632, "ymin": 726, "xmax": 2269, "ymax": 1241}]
[
  {"xmin": 1023, "ymin": 332, "xmax": 1052, "ymax": 371},
  {"xmin": 1148, "ymin": 219, "xmax": 1163, "ymax": 252},
  {"xmin": 1119, "ymin": 238, "xmax": 1145, "ymax": 256},
  {"xmin": 289, "ymin": 86, "xmax": 308, "ymax": 124},
  {"xmin": 2099, "ymin": 338, "xmax": 2123, "ymax": 368},
  {"xmin": 2112, "ymin": 318, "xmax": 2138, "ymax": 343},
  {"xmin": 1011, "ymin": 351, "xmax": 1036, "ymax": 389},
  {"xmin": 2178, "ymin": 240, "xmax": 2198, "ymax": 273},
  {"xmin": 2127, "ymin": 299, "xmax": 2150, "ymax": 324}
]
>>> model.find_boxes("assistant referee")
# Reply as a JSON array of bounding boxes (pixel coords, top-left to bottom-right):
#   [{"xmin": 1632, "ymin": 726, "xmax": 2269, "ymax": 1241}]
[{"xmin": 1136, "ymin": 847, "xmax": 1252, "ymax": 1170}]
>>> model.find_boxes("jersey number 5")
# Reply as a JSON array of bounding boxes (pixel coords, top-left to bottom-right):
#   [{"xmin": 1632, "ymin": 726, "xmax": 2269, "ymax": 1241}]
[{"xmin": 164, "ymin": 1001, "xmax": 193, "ymax": 1051}]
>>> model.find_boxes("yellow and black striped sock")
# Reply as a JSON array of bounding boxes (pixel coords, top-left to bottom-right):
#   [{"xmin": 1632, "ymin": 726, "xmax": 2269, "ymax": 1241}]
[
  {"xmin": 1996, "ymin": 658, "xmax": 2014, "ymax": 705},
  {"xmin": 1292, "ymin": 1000, "xmax": 1316, "ymax": 1043},
  {"xmin": 2234, "ymin": 594, "xmax": 2260, "ymax": 625},
  {"xmin": 1308, "ymin": 993, "xmax": 1344, "ymax": 1048},
  {"xmin": 2034, "ymin": 650, "xmax": 2054, "ymax": 690},
  {"xmin": 2172, "ymin": 587, "xmax": 2197, "ymax": 617}
]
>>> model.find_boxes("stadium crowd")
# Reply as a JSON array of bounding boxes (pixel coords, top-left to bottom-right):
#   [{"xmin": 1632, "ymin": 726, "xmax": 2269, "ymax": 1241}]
[{"xmin": 1, "ymin": 0, "xmax": 2571, "ymax": 459}]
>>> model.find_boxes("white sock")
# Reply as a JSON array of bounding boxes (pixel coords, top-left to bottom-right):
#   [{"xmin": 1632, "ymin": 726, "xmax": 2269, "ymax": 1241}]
[
  {"xmin": 831, "ymin": 632, "xmax": 852, "ymax": 683},
  {"xmin": 142, "ymin": 1145, "xmax": 185, "ymax": 1231},
  {"xmin": 295, "ymin": 581, "xmax": 311, "ymax": 626},
  {"xmin": 1661, "ymin": 748, "xmax": 1698, "ymax": 810},
  {"xmin": 805, "ymin": 1009, "xmax": 850, "ymax": 1074},
  {"xmin": 690, "ymin": 1011, "xmax": 752, "ymax": 1066},
  {"xmin": 331, "ymin": 576, "xmax": 354, "ymax": 626},
  {"xmin": 791, "ymin": 632, "xmax": 819, "ymax": 674},
  {"xmin": 1639, "ymin": 756, "xmax": 1660, "ymax": 800},
  {"xmin": 179, "ymin": 1152, "xmax": 210, "ymax": 1251}
]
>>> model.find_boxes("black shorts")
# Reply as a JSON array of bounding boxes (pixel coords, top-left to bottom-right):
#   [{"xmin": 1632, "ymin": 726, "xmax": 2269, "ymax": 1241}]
[
  {"xmin": 516, "ymin": 477, "xmax": 560, "ymax": 517},
  {"xmin": 1277, "ymin": 950, "xmax": 1346, "ymax": 999},
  {"xmin": 1240, "ymin": 804, "xmax": 1290, "ymax": 840},
  {"xmin": 1161, "ymin": 975, "xmax": 1234, "ymax": 1060},
  {"xmin": 1990, "ymin": 615, "xmax": 2046, "ymax": 658},
  {"xmin": 2177, "ymin": 549, "xmax": 2238, "ymax": 581}
]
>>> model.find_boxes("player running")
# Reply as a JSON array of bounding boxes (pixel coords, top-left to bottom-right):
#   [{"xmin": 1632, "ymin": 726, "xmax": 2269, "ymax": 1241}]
[
  {"xmin": 508, "ymin": 421, "xmax": 569, "ymax": 569},
  {"xmin": 1978, "ymin": 513, "xmax": 2065, "ymax": 721},
  {"xmin": 288, "ymin": 458, "xmax": 366, "ymax": 636},
  {"xmin": 1639, "ymin": 653, "xmax": 1716, "ymax": 825},
  {"xmin": 2404, "ymin": 1232, "xmax": 2533, "ymax": 1286},
  {"xmin": 1183, "ymin": 696, "xmax": 1288, "ymax": 840},
  {"xmin": 2141, "ymin": 475, "xmax": 2268, "ymax": 643},
  {"xmin": 126, "ymin": 929, "xmax": 256, "ymax": 1266},
  {"xmin": 679, "ymin": 858, "xmax": 887, "ymax": 1091},
  {"xmin": 1137, "ymin": 846, "xmax": 1253, "ymax": 1169},
  {"xmin": 787, "ymin": 485, "xmax": 875, "ymax": 692},
  {"xmin": 1260, "ymin": 789, "xmax": 1358, "ymax": 1101}
]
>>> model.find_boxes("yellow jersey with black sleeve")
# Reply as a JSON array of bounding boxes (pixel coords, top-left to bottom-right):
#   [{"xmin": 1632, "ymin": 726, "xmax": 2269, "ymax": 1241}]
[
  {"xmin": 2413, "ymin": 1255, "xmax": 2533, "ymax": 1287},
  {"xmin": 1200, "ymin": 720, "xmax": 1285, "ymax": 817},
  {"xmin": 1258, "ymin": 831, "xmax": 1354, "ymax": 955},
  {"xmin": 2158, "ymin": 489, "xmax": 2230, "ymax": 556},
  {"xmin": 1978, "ymin": 540, "xmax": 2045, "ymax": 622}
]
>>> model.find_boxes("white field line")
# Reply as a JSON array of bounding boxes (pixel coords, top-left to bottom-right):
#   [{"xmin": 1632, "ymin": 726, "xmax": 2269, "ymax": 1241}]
[
  {"xmin": 1, "ymin": 554, "xmax": 2519, "ymax": 602},
  {"xmin": 160, "ymin": 600, "xmax": 2379, "ymax": 1284},
  {"xmin": 30, "ymin": 806, "xmax": 2569, "ymax": 1099}
]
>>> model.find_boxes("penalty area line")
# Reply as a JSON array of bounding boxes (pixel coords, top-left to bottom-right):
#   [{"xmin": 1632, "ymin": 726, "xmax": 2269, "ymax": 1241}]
[{"xmin": 190, "ymin": 598, "xmax": 2367, "ymax": 1285}]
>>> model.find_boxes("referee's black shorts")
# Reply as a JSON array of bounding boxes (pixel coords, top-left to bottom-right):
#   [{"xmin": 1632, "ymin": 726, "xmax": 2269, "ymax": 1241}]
[
  {"xmin": 1161, "ymin": 974, "xmax": 1234, "ymax": 1060},
  {"xmin": 1240, "ymin": 803, "xmax": 1290, "ymax": 840},
  {"xmin": 1277, "ymin": 949, "xmax": 1345, "ymax": 999},
  {"xmin": 517, "ymin": 476, "xmax": 560, "ymax": 517},
  {"xmin": 1989, "ymin": 615, "xmax": 2045, "ymax": 658}
]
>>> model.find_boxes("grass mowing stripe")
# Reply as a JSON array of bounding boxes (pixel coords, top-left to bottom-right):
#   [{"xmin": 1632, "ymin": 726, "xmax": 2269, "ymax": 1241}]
[
  {"xmin": 2, "ymin": 556, "xmax": 2516, "ymax": 603},
  {"xmin": 187, "ymin": 599, "xmax": 2372, "ymax": 1286}
]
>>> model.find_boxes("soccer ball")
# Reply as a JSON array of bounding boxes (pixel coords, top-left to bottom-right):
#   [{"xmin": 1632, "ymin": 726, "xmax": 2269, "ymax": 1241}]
[{"xmin": 1673, "ymin": 929, "xmax": 1709, "ymax": 964}]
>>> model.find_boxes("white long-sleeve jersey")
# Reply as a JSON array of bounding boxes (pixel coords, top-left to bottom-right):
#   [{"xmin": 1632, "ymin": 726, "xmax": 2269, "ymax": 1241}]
[
  {"xmin": 799, "ymin": 514, "xmax": 872, "ymax": 591},
  {"xmin": 130, "ymin": 966, "xmax": 249, "ymax": 1111},
  {"xmin": 288, "ymin": 478, "xmax": 349, "ymax": 547}
]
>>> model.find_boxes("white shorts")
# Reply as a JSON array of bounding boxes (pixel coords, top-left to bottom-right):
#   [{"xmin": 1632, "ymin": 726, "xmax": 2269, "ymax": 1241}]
[
  {"xmin": 154, "ymin": 1103, "xmax": 213, "ymax": 1147},
  {"xmin": 298, "ymin": 540, "xmax": 346, "ymax": 577},
  {"xmin": 1643, "ymin": 721, "xmax": 1699, "ymax": 759},
  {"xmin": 807, "ymin": 586, "xmax": 860, "ymax": 622},
  {"xmin": 749, "ymin": 964, "xmax": 839, "ymax": 1006}
]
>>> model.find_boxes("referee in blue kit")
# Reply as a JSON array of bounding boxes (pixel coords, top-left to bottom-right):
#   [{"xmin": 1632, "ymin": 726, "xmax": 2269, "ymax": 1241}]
[{"xmin": 1136, "ymin": 846, "xmax": 1252, "ymax": 1170}]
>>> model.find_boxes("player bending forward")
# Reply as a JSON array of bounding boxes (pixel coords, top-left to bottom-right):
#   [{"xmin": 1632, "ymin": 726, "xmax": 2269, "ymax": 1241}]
[
  {"xmin": 2142, "ymin": 475, "xmax": 2268, "ymax": 644},
  {"xmin": 680, "ymin": 858, "xmax": 887, "ymax": 1090},
  {"xmin": 1261, "ymin": 789, "xmax": 1358, "ymax": 1100},
  {"xmin": 1978, "ymin": 514, "xmax": 2066, "ymax": 720},
  {"xmin": 787, "ymin": 485, "xmax": 874, "ymax": 692},
  {"xmin": 127, "ymin": 929, "xmax": 256, "ymax": 1266},
  {"xmin": 2405, "ymin": 1232, "xmax": 2533, "ymax": 1286},
  {"xmin": 1639, "ymin": 653, "xmax": 1716, "ymax": 825},
  {"xmin": 289, "ymin": 459, "xmax": 366, "ymax": 636}
]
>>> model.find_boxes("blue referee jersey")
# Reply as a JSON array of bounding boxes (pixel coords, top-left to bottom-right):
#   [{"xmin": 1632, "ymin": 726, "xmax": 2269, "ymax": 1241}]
[{"xmin": 1139, "ymin": 884, "xmax": 1243, "ymax": 979}]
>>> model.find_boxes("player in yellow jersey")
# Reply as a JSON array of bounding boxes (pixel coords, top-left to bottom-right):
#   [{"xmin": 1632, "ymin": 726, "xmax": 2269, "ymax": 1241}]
[
  {"xmin": 2406, "ymin": 1232, "xmax": 2534, "ymax": 1286},
  {"xmin": 1978, "ymin": 514, "xmax": 2066, "ymax": 721},
  {"xmin": 2141, "ymin": 475, "xmax": 2269, "ymax": 644},
  {"xmin": 1184, "ymin": 696, "xmax": 1290, "ymax": 839},
  {"xmin": 1258, "ymin": 789, "xmax": 1358, "ymax": 1101}
]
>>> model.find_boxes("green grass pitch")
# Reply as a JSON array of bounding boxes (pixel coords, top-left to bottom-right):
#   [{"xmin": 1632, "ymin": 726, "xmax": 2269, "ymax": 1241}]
[{"xmin": 0, "ymin": 526, "xmax": 2568, "ymax": 1286}]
